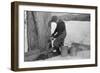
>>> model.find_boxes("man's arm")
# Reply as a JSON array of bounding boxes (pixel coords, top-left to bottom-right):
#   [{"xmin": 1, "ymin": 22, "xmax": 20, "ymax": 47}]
[
  {"xmin": 51, "ymin": 27, "xmax": 57, "ymax": 38},
  {"xmin": 53, "ymin": 21, "xmax": 66, "ymax": 38}
]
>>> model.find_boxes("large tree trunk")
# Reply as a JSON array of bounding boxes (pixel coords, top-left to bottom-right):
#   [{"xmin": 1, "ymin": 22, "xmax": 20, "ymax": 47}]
[
  {"xmin": 34, "ymin": 12, "xmax": 51, "ymax": 52},
  {"xmin": 26, "ymin": 11, "xmax": 51, "ymax": 53},
  {"xmin": 27, "ymin": 11, "xmax": 39, "ymax": 51}
]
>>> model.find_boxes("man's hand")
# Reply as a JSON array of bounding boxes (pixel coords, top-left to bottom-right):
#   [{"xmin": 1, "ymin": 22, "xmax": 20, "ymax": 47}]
[{"xmin": 50, "ymin": 36, "xmax": 54, "ymax": 40}]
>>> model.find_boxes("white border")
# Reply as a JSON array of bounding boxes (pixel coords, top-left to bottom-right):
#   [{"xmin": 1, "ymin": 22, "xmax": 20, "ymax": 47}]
[{"xmin": 18, "ymin": 5, "xmax": 96, "ymax": 68}]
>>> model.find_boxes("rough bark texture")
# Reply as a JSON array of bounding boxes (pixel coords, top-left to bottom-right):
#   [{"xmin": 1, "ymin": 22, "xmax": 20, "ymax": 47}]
[
  {"xmin": 34, "ymin": 12, "xmax": 51, "ymax": 52},
  {"xmin": 27, "ymin": 11, "xmax": 51, "ymax": 52},
  {"xmin": 27, "ymin": 11, "xmax": 39, "ymax": 51}
]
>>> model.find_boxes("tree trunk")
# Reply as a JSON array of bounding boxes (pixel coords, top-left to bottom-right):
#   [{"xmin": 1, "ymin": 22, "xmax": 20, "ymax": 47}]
[
  {"xmin": 34, "ymin": 12, "xmax": 51, "ymax": 52},
  {"xmin": 27, "ymin": 11, "xmax": 51, "ymax": 53},
  {"xmin": 27, "ymin": 11, "xmax": 39, "ymax": 51}
]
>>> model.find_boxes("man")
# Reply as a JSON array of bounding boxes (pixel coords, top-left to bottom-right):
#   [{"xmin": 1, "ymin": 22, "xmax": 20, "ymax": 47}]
[{"xmin": 50, "ymin": 16, "xmax": 66, "ymax": 55}]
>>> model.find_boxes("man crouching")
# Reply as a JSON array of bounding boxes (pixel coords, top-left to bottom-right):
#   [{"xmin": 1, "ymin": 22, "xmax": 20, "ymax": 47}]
[{"xmin": 50, "ymin": 16, "xmax": 67, "ymax": 56}]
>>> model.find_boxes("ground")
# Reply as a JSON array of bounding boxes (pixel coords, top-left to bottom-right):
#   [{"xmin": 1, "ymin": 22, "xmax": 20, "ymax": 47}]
[{"xmin": 45, "ymin": 50, "xmax": 90, "ymax": 61}]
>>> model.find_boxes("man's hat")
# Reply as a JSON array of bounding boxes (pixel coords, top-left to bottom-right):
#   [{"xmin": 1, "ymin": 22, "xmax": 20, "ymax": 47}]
[{"xmin": 51, "ymin": 16, "xmax": 58, "ymax": 21}]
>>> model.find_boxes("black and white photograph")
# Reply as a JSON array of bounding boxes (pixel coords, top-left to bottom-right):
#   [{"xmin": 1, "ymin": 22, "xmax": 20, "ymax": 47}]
[
  {"xmin": 11, "ymin": 1, "xmax": 97, "ymax": 71},
  {"xmin": 24, "ymin": 11, "xmax": 91, "ymax": 61}
]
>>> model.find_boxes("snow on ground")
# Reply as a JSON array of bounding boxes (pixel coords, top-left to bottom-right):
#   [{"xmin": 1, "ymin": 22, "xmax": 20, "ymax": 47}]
[{"xmin": 46, "ymin": 50, "xmax": 90, "ymax": 61}]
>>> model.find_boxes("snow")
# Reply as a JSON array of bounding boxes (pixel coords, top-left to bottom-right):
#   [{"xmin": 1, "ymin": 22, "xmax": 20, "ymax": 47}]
[{"xmin": 46, "ymin": 50, "xmax": 90, "ymax": 61}]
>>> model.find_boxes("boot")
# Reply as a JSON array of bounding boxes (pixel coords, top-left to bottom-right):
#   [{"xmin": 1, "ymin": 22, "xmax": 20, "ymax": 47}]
[{"xmin": 52, "ymin": 47, "xmax": 61, "ymax": 56}]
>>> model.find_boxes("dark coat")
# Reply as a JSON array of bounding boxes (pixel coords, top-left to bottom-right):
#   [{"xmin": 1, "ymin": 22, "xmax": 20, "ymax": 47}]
[
  {"xmin": 52, "ymin": 20, "xmax": 66, "ymax": 47},
  {"xmin": 52, "ymin": 20, "xmax": 66, "ymax": 38}
]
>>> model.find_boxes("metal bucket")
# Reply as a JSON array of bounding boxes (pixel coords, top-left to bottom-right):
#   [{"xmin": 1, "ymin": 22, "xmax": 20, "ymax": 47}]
[
  {"xmin": 61, "ymin": 46, "xmax": 69, "ymax": 57},
  {"xmin": 70, "ymin": 46, "xmax": 77, "ymax": 56}
]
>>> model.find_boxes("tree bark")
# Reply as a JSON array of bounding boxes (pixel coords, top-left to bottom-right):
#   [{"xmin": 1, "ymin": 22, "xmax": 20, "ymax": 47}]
[
  {"xmin": 27, "ymin": 11, "xmax": 39, "ymax": 51},
  {"xmin": 34, "ymin": 12, "xmax": 51, "ymax": 52},
  {"xmin": 27, "ymin": 11, "xmax": 51, "ymax": 53}
]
